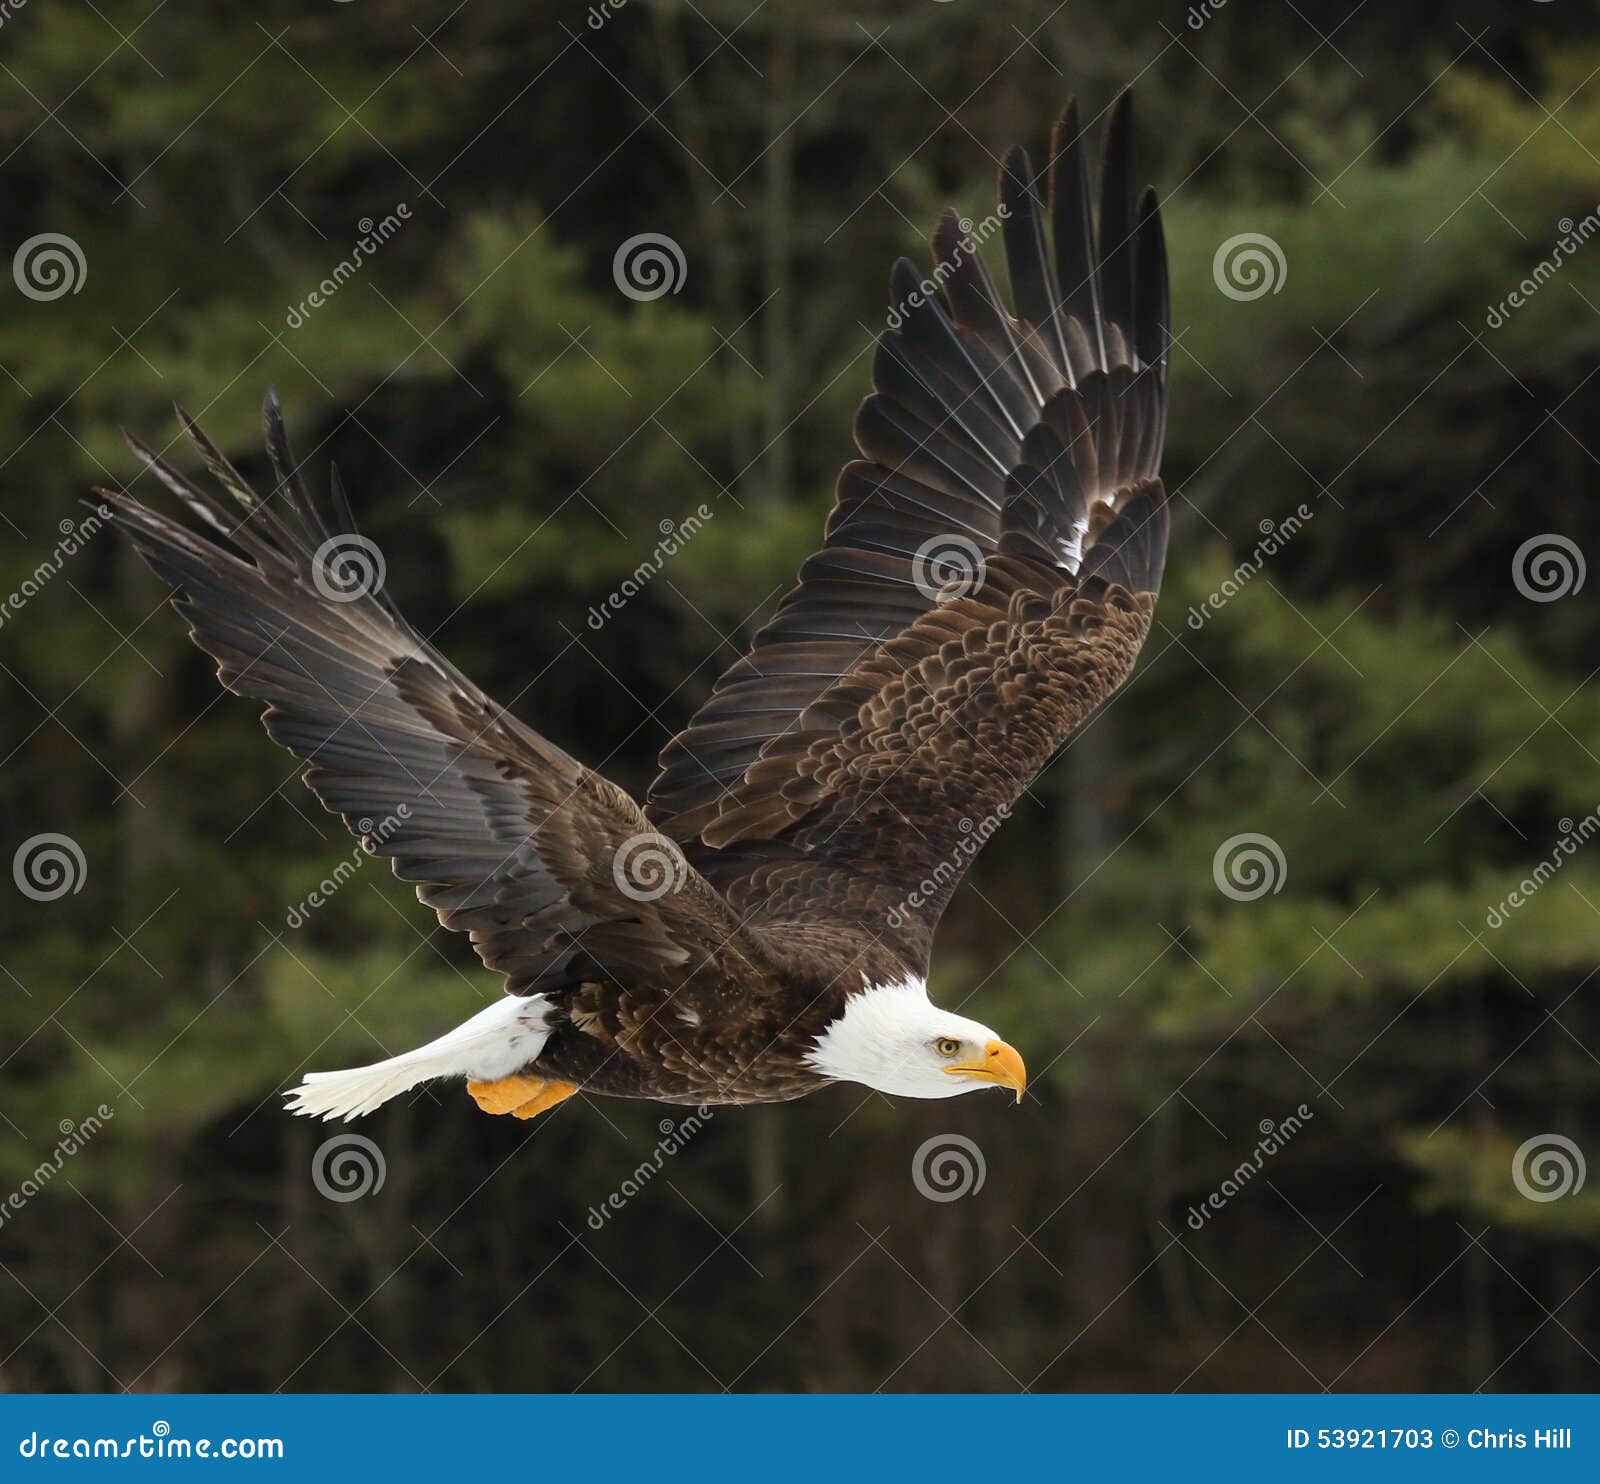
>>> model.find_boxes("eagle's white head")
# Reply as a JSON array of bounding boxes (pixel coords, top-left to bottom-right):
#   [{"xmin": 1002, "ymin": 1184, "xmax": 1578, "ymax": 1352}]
[{"xmin": 805, "ymin": 976, "xmax": 1027, "ymax": 1101}]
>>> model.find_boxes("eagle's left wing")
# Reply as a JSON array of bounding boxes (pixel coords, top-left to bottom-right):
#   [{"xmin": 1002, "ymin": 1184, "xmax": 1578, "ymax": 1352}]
[
  {"xmin": 649, "ymin": 93, "xmax": 1170, "ymax": 971},
  {"xmin": 104, "ymin": 400, "xmax": 763, "ymax": 998}
]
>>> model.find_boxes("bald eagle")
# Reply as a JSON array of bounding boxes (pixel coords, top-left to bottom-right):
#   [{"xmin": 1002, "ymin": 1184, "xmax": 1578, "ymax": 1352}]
[{"xmin": 104, "ymin": 92, "xmax": 1169, "ymax": 1123}]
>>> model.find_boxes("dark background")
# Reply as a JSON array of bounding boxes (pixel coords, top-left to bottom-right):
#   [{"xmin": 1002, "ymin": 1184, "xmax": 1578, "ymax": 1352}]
[{"xmin": 3, "ymin": 0, "xmax": 1600, "ymax": 1393}]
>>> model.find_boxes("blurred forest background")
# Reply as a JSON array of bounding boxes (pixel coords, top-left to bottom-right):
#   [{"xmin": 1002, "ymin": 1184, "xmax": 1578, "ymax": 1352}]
[{"xmin": 3, "ymin": 0, "xmax": 1600, "ymax": 1393}]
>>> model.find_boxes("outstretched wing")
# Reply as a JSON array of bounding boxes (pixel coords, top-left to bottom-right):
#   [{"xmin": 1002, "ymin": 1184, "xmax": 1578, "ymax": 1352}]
[
  {"xmin": 649, "ymin": 92, "xmax": 1170, "ymax": 970},
  {"xmin": 105, "ymin": 396, "xmax": 759, "ymax": 996}
]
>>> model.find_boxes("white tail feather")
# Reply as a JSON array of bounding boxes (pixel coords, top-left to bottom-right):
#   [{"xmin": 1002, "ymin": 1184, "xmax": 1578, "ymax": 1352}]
[{"xmin": 284, "ymin": 995, "xmax": 552, "ymax": 1122}]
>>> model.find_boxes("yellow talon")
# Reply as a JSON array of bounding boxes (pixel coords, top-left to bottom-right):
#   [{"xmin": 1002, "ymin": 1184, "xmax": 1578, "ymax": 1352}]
[
  {"xmin": 467, "ymin": 1074, "xmax": 579, "ymax": 1120},
  {"xmin": 510, "ymin": 1080, "xmax": 579, "ymax": 1120},
  {"xmin": 468, "ymin": 1074, "xmax": 547, "ymax": 1115}
]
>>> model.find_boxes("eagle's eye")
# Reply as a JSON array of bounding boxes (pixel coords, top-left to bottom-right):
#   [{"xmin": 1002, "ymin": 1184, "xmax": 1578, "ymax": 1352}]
[{"xmin": 935, "ymin": 1036, "xmax": 962, "ymax": 1058}]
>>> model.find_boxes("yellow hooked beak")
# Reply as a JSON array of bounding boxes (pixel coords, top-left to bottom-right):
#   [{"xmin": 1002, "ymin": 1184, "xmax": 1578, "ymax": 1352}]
[{"xmin": 945, "ymin": 1039, "xmax": 1027, "ymax": 1103}]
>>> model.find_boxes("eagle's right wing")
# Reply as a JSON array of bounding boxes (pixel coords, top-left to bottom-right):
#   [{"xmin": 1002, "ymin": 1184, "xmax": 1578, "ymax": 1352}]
[{"xmin": 648, "ymin": 92, "xmax": 1170, "ymax": 971}]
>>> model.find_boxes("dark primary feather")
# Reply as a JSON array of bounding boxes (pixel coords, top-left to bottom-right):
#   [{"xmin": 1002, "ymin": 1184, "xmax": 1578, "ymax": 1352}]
[
  {"xmin": 103, "ymin": 395, "xmax": 760, "ymax": 999},
  {"xmin": 650, "ymin": 91, "xmax": 1171, "ymax": 969}
]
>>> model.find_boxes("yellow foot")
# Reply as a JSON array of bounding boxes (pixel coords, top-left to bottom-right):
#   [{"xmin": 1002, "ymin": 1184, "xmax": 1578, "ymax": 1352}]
[
  {"xmin": 508, "ymin": 1079, "xmax": 579, "ymax": 1120},
  {"xmin": 466, "ymin": 1074, "xmax": 579, "ymax": 1120}
]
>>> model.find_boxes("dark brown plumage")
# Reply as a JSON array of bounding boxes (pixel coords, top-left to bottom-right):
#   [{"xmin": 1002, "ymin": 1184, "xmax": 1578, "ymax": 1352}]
[{"xmin": 103, "ymin": 91, "xmax": 1170, "ymax": 1115}]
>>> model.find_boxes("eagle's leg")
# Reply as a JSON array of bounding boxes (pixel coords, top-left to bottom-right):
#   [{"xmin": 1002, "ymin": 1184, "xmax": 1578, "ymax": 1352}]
[
  {"xmin": 466, "ymin": 1073, "xmax": 578, "ymax": 1120},
  {"xmin": 509, "ymin": 1079, "xmax": 579, "ymax": 1120}
]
